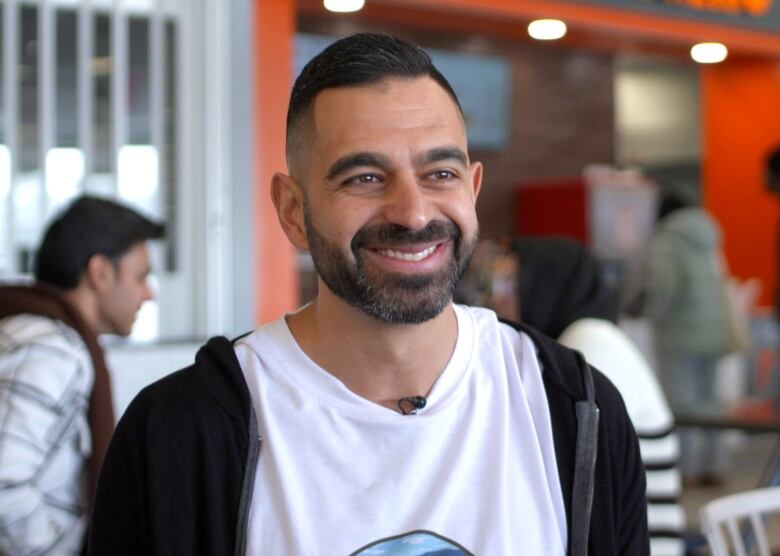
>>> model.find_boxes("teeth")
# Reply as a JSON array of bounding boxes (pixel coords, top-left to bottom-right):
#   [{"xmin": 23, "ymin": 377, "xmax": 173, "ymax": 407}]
[{"xmin": 377, "ymin": 245, "xmax": 437, "ymax": 262}]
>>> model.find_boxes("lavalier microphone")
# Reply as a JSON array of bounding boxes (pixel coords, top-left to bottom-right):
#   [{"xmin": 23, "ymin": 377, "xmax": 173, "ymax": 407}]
[{"xmin": 398, "ymin": 395, "xmax": 427, "ymax": 415}]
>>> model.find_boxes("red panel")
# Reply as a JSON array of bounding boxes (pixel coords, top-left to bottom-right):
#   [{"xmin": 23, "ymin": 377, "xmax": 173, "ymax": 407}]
[
  {"xmin": 702, "ymin": 60, "xmax": 780, "ymax": 308},
  {"xmin": 515, "ymin": 178, "xmax": 589, "ymax": 243}
]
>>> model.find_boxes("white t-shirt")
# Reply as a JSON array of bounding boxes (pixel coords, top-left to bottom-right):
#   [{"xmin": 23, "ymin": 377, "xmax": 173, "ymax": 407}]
[{"xmin": 235, "ymin": 304, "xmax": 566, "ymax": 555}]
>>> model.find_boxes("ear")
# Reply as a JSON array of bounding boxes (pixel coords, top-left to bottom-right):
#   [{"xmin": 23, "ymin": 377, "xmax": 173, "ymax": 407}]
[
  {"xmin": 83, "ymin": 254, "xmax": 116, "ymax": 293},
  {"xmin": 271, "ymin": 173, "xmax": 309, "ymax": 250},
  {"xmin": 469, "ymin": 161, "xmax": 483, "ymax": 201}
]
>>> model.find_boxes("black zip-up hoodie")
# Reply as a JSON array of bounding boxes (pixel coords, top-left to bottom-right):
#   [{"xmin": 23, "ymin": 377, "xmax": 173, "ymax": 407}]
[{"xmin": 88, "ymin": 322, "xmax": 649, "ymax": 555}]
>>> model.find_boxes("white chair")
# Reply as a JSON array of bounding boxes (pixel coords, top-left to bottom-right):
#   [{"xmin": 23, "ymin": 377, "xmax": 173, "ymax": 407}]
[{"xmin": 700, "ymin": 485, "xmax": 780, "ymax": 556}]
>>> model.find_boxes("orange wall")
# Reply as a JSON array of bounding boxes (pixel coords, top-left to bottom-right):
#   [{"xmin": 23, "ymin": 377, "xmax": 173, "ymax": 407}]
[
  {"xmin": 702, "ymin": 60, "xmax": 780, "ymax": 307},
  {"xmin": 253, "ymin": 0, "xmax": 299, "ymax": 324}
]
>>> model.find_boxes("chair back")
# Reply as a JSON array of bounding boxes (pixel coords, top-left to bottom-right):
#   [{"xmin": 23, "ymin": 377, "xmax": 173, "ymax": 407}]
[{"xmin": 700, "ymin": 485, "xmax": 780, "ymax": 556}]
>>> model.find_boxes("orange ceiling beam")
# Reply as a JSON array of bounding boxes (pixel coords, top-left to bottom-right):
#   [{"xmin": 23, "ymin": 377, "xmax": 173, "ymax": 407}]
[{"xmin": 373, "ymin": 0, "xmax": 780, "ymax": 55}]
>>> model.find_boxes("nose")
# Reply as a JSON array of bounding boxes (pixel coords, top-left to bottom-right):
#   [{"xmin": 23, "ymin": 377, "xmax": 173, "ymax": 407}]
[
  {"xmin": 143, "ymin": 278, "xmax": 155, "ymax": 302},
  {"xmin": 383, "ymin": 174, "xmax": 430, "ymax": 231}
]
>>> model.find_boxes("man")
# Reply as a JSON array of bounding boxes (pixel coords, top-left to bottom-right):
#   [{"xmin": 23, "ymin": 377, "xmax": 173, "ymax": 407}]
[
  {"xmin": 90, "ymin": 34, "xmax": 648, "ymax": 555},
  {"xmin": 0, "ymin": 196, "xmax": 164, "ymax": 554}
]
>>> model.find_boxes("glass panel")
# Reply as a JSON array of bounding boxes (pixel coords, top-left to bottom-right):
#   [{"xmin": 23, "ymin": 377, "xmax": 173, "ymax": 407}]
[
  {"xmin": 117, "ymin": 143, "xmax": 157, "ymax": 207},
  {"xmin": 92, "ymin": 12, "xmax": 112, "ymax": 173},
  {"xmin": 45, "ymin": 147, "xmax": 84, "ymax": 209},
  {"xmin": 18, "ymin": 5, "xmax": 38, "ymax": 172},
  {"xmin": 55, "ymin": 10, "xmax": 78, "ymax": 147},
  {"xmin": 0, "ymin": 145, "xmax": 9, "ymax": 277},
  {"xmin": 0, "ymin": 0, "xmax": 5, "ymax": 145},
  {"xmin": 164, "ymin": 19, "xmax": 177, "ymax": 272},
  {"xmin": 14, "ymin": 5, "xmax": 41, "ymax": 274},
  {"xmin": 0, "ymin": 2, "xmax": 8, "ymax": 277},
  {"xmin": 46, "ymin": 10, "xmax": 82, "ymax": 215},
  {"xmin": 127, "ymin": 17, "xmax": 149, "ymax": 144}
]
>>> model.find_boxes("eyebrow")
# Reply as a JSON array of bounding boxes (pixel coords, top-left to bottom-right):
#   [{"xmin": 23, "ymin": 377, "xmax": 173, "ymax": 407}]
[
  {"xmin": 416, "ymin": 146, "xmax": 468, "ymax": 167},
  {"xmin": 325, "ymin": 152, "xmax": 393, "ymax": 181},
  {"xmin": 324, "ymin": 146, "xmax": 470, "ymax": 182}
]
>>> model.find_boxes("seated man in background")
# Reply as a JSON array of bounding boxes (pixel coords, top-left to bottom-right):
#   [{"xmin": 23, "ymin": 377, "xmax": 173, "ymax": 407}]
[{"xmin": 0, "ymin": 196, "xmax": 164, "ymax": 554}]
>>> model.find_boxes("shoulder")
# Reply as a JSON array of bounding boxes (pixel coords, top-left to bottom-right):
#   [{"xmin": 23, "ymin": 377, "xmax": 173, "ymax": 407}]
[
  {"xmin": 0, "ymin": 314, "xmax": 92, "ymax": 399},
  {"xmin": 0, "ymin": 314, "xmax": 87, "ymax": 356},
  {"xmin": 116, "ymin": 335, "xmax": 248, "ymax": 439}
]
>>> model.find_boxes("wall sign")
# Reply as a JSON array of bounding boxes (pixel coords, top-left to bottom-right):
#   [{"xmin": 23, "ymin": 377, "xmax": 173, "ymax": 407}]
[
  {"xmin": 574, "ymin": 0, "xmax": 780, "ymax": 32},
  {"xmin": 663, "ymin": 0, "xmax": 771, "ymax": 17}
]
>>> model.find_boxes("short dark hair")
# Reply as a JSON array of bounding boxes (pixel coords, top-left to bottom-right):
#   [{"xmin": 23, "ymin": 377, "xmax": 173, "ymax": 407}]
[
  {"xmin": 658, "ymin": 191, "xmax": 691, "ymax": 221},
  {"xmin": 35, "ymin": 195, "xmax": 165, "ymax": 290},
  {"xmin": 286, "ymin": 33, "xmax": 462, "ymax": 163}
]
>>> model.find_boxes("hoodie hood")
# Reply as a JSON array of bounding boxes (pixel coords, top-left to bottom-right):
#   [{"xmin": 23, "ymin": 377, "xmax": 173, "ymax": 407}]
[
  {"xmin": 515, "ymin": 237, "xmax": 618, "ymax": 339},
  {"xmin": 659, "ymin": 207, "xmax": 720, "ymax": 248}
]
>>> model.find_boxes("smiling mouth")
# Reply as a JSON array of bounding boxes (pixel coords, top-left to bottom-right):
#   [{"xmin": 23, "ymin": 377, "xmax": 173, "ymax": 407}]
[{"xmin": 373, "ymin": 244, "xmax": 439, "ymax": 262}]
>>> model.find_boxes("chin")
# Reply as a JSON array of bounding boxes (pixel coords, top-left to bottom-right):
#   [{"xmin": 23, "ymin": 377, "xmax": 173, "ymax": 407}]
[{"xmin": 112, "ymin": 323, "xmax": 134, "ymax": 337}]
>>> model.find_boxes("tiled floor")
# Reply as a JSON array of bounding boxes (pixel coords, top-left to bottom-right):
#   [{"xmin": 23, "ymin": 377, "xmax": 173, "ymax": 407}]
[{"xmin": 679, "ymin": 432, "xmax": 780, "ymax": 555}]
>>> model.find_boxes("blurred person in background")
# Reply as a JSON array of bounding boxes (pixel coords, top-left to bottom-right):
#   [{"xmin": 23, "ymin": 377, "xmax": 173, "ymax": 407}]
[
  {"xmin": 767, "ymin": 146, "xmax": 780, "ymax": 323},
  {"xmin": 645, "ymin": 192, "xmax": 731, "ymax": 487},
  {"xmin": 0, "ymin": 196, "xmax": 164, "ymax": 555},
  {"xmin": 515, "ymin": 237, "xmax": 685, "ymax": 556}
]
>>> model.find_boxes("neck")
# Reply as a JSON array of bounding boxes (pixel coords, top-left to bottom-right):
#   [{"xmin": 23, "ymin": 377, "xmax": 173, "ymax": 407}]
[
  {"xmin": 61, "ymin": 286, "xmax": 102, "ymax": 335},
  {"xmin": 286, "ymin": 290, "xmax": 458, "ymax": 412}
]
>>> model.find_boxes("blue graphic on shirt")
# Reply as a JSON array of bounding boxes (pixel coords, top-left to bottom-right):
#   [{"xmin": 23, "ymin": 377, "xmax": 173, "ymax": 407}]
[{"xmin": 350, "ymin": 530, "xmax": 473, "ymax": 556}]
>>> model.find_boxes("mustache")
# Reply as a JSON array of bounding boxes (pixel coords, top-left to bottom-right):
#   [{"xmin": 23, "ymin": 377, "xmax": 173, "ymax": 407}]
[{"xmin": 351, "ymin": 220, "xmax": 461, "ymax": 251}]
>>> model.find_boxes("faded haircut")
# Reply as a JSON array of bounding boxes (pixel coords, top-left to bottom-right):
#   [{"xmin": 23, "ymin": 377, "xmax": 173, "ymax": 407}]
[{"xmin": 285, "ymin": 33, "xmax": 463, "ymax": 168}]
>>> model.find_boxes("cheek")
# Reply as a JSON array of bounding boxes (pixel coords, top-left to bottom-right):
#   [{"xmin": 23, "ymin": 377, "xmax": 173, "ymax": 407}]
[
  {"xmin": 313, "ymin": 206, "xmax": 366, "ymax": 245},
  {"xmin": 440, "ymin": 196, "xmax": 478, "ymax": 231}
]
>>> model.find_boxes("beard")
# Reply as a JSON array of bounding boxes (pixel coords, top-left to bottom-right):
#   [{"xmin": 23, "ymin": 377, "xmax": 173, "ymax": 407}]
[{"xmin": 303, "ymin": 199, "xmax": 478, "ymax": 325}]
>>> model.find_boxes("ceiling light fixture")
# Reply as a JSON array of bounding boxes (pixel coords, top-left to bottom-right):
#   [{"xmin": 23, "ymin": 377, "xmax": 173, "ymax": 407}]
[
  {"xmin": 690, "ymin": 42, "xmax": 728, "ymax": 64},
  {"xmin": 528, "ymin": 19, "xmax": 567, "ymax": 41},
  {"xmin": 323, "ymin": 0, "xmax": 365, "ymax": 13}
]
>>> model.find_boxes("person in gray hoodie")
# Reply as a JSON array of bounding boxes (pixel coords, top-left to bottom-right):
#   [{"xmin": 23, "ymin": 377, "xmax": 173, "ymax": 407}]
[{"xmin": 646, "ymin": 193, "xmax": 731, "ymax": 486}]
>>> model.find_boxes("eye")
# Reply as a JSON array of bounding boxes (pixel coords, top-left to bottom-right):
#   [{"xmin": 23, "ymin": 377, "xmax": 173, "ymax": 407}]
[
  {"xmin": 343, "ymin": 173, "xmax": 383, "ymax": 186},
  {"xmin": 427, "ymin": 169, "xmax": 457, "ymax": 181}
]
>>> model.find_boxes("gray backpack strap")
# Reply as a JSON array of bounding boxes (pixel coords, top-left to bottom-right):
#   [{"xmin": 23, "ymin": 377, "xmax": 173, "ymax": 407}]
[{"xmin": 570, "ymin": 352, "xmax": 599, "ymax": 556}]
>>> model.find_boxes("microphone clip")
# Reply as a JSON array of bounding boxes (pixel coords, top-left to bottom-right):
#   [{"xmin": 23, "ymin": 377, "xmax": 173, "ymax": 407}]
[{"xmin": 398, "ymin": 395, "xmax": 427, "ymax": 415}]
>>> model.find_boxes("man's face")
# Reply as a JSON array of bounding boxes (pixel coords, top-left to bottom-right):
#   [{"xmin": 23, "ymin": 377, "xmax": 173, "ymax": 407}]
[
  {"xmin": 291, "ymin": 77, "xmax": 482, "ymax": 324},
  {"xmin": 96, "ymin": 242, "xmax": 154, "ymax": 336}
]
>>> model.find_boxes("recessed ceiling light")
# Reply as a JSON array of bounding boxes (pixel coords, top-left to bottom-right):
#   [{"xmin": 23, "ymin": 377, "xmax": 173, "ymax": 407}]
[
  {"xmin": 690, "ymin": 42, "xmax": 728, "ymax": 64},
  {"xmin": 323, "ymin": 0, "xmax": 365, "ymax": 13},
  {"xmin": 528, "ymin": 19, "xmax": 567, "ymax": 41}
]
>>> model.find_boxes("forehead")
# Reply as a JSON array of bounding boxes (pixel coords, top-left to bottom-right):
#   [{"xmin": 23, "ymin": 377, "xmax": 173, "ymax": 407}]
[
  {"xmin": 117, "ymin": 242, "xmax": 150, "ymax": 271},
  {"xmin": 308, "ymin": 77, "xmax": 467, "ymax": 162}
]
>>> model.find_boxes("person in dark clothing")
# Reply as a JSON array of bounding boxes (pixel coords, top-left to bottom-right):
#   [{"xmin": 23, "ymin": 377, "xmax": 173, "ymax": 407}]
[
  {"xmin": 767, "ymin": 146, "xmax": 780, "ymax": 322},
  {"xmin": 515, "ymin": 236, "xmax": 618, "ymax": 338},
  {"xmin": 89, "ymin": 33, "xmax": 648, "ymax": 556},
  {"xmin": 0, "ymin": 196, "xmax": 164, "ymax": 554},
  {"xmin": 516, "ymin": 236, "xmax": 685, "ymax": 556}
]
